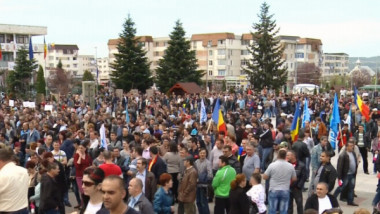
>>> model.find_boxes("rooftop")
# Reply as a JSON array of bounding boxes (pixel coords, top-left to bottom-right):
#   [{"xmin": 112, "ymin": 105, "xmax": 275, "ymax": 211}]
[{"xmin": 0, "ymin": 24, "xmax": 47, "ymax": 36}]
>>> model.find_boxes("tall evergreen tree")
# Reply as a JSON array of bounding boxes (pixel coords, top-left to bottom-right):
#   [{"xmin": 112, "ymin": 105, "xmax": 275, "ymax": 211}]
[
  {"xmin": 244, "ymin": 2, "xmax": 287, "ymax": 92},
  {"xmin": 156, "ymin": 20, "xmax": 204, "ymax": 93},
  {"xmin": 11, "ymin": 47, "xmax": 37, "ymax": 96},
  {"xmin": 35, "ymin": 65, "xmax": 46, "ymax": 95},
  {"xmin": 110, "ymin": 14, "xmax": 153, "ymax": 92},
  {"xmin": 82, "ymin": 70, "xmax": 95, "ymax": 81}
]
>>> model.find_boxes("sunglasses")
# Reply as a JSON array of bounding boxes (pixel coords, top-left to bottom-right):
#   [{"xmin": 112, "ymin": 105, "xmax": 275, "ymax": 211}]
[{"xmin": 82, "ymin": 181, "xmax": 95, "ymax": 187}]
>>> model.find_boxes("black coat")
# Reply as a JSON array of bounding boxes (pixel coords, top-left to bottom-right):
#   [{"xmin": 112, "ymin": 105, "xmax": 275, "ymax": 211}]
[
  {"xmin": 292, "ymin": 140, "xmax": 310, "ymax": 164},
  {"xmin": 150, "ymin": 156, "xmax": 167, "ymax": 181},
  {"xmin": 291, "ymin": 161, "xmax": 307, "ymax": 190},
  {"xmin": 315, "ymin": 162, "xmax": 337, "ymax": 192},
  {"xmin": 39, "ymin": 174, "xmax": 60, "ymax": 212},
  {"xmin": 337, "ymin": 150, "xmax": 357, "ymax": 180},
  {"xmin": 304, "ymin": 194, "xmax": 339, "ymax": 212},
  {"xmin": 229, "ymin": 187, "xmax": 250, "ymax": 214}
]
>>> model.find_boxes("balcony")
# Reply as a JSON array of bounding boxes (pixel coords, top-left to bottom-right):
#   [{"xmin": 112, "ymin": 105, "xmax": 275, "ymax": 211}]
[
  {"xmin": 0, "ymin": 61, "xmax": 8, "ymax": 69},
  {"xmin": 0, "ymin": 43, "xmax": 44, "ymax": 53}
]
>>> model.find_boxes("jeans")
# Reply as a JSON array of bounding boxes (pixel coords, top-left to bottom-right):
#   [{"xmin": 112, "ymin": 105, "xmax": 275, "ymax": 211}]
[
  {"xmin": 268, "ymin": 190, "xmax": 290, "ymax": 214},
  {"xmin": 288, "ymin": 188, "xmax": 303, "ymax": 214},
  {"xmin": 373, "ymin": 180, "xmax": 380, "ymax": 206},
  {"xmin": 264, "ymin": 108, "xmax": 272, "ymax": 118},
  {"xmin": 305, "ymin": 157, "xmax": 311, "ymax": 181},
  {"xmin": 196, "ymin": 187, "xmax": 210, "ymax": 214},
  {"xmin": 333, "ymin": 174, "xmax": 356, "ymax": 203},
  {"xmin": 71, "ymin": 178, "xmax": 81, "ymax": 205},
  {"xmin": 359, "ymin": 146, "xmax": 369, "ymax": 173},
  {"xmin": 261, "ymin": 147, "xmax": 273, "ymax": 171}
]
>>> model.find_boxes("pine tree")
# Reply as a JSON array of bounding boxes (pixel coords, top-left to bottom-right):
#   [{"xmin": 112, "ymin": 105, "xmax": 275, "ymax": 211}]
[
  {"xmin": 35, "ymin": 65, "xmax": 46, "ymax": 95},
  {"xmin": 244, "ymin": 2, "xmax": 287, "ymax": 92},
  {"xmin": 82, "ymin": 70, "xmax": 95, "ymax": 81},
  {"xmin": 110, "ymin": 14, "xmax": 153, "ymax": 92},
  {"xmin": 156, "ymin": 20, "xmax": 204, "ymax": 93},
  {"xmin": 11, "ymin": 47, "xmax": 37, "ymax": 96}
]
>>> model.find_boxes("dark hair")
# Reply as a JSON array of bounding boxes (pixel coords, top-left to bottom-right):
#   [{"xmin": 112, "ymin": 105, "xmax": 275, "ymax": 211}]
[
  {"xmin": 26, "ymin": 161, "xmax": 36, "ymax": 169},
  {"xmin": 84, "ymin": 167, "xmax": 105, "ymax": 185},
  {"xmin": 321, "ymin": 151, "xmax": 332, "ymax": 158},
  {"xmin": 43, "ymin": 152, "xmax": 53, "ymax": 159},
  {"xmin": 251, "ymin": 172, "xmax": 262, "ymax": 184},
  {"xmin": 149, "ymin": 146, "xmax": 158, "ymax": 155},
  {"xmin": 223, "ymin": 145, "xmax": 232, "ymax": 151},
  {"xmin": 47, "ymin": 161, "xmax": 58, "ymax": 171},
  {"xmin": 230, "ymin": 174, "xmax": 246, "ymax": 190},
  {"xmin": 159, "ymin": 173, "xmax": 172, "ymax": 186},
  {"xmin": 134, "ymin": 146, "xmax": 143, "ymax": 156},
  {"xmin": 73, "ymin": 139, "xmax": 81, "ymax": 146},
  {"xmin": 138, "ymin": 157, "xmax": 148, "ymax": 167},
  {"xmin": 169, "ymin": 142, "xmax": 178, "ymax": 153},
  {"xmin": 278, "ymin": 149, "xmax": 287, "ymax": 159},
  {"xmin": 103, "ymin": 175, "xmax": 125, "ymax": 190},
  {"xmin": 219, "ymin": 155, "xmax": 229, "ymax": 165}
]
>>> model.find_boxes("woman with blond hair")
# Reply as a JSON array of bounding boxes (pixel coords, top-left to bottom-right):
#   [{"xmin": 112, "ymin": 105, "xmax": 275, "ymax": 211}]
[{"xmin": 229, "ymin": 173, "xmax": 250, "ymax": 214}]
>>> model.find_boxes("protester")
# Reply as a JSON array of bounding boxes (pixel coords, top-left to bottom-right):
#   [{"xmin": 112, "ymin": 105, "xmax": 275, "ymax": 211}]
[
  {"xmin": 246, "ymin": 172, "xmax": 267, "ymax": 214},
  {"xmin": 229, "ymin": 173, "xmax": 250, "ymax": 214},
  {"xmin": 178, "ymin": 156, "xmax": 198, "ymax": 214},
  {"xmin": 305, "ymin": 182, "xmax": 339, "ymax": 214},
  {"xmin": 153, "ymin": 173, "xmax": 175, "ymax": 214},
  {"xmin": 80, "ymin": 167, "xmax": 105, "ymax": 214},
  {"xmin": 127, "ymin": 178, "xmax": 154, "ymax": 214}
]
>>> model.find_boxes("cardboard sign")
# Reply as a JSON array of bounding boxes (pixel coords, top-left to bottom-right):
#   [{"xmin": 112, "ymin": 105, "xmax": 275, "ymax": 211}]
[{"xmin": 44, "ymin": 105, "xmax": 53, "ymax": 111}]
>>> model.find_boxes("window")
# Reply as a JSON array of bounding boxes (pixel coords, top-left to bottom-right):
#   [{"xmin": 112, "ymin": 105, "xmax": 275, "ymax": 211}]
[
  {"xmin": 218, "ymin": 59, "xmax": 226, "ymax": 65},
  {"xmin": 164, "ymin": 42, "xmax": 168, "ymax": 47},
  {"xmin": 154, "ymin": 51, "xmax": 159, "ymax": 56},
  {"xmin": 296, "ymin": 45, "xmax": 304, "ymax": 50},
  {"xmin": 241, "ymin": 60, "xmax": 248, "ymax": 66},
  {"xmin": 73, "ymin": 64, "xmax": 78, "ymax": 68},
  {"xmin": 73, "ymin": 57, "xmax": 77, "ymax": 60},
  {"xmin": 16, "ymin": 35, "xmax": 27, "ymax": 44},
  {"xmin": 192, "ymin": 41, "xmax": 197, "ymax": 49},
  {"xmin": 209, "ymin": 50, "xmax": 213, "ymax": 56},
  {"xmin": 230, "ymin": 50, "xmax": 233, "ymax": 56},
  {"xmin": 155, "ymin": 42, "xmax": 159, "ymax": 47},
  {"xmin": 139, "ymin": 42, "xmax": 145, "ymax": 47},
  {"xmin": 218, "ymin": 49, "xmax": 225, "ymax": 55},
  {"xmin": 0, "ymin": 34, "xmax": 4, "ymax": 43},
  {"xmin": 241, "ymin": 40, "xmax": 250, "ymax": 46},
  {"xmin": 241, "ymin": 50, "xmax": 249, "ymax": 55},
  {"xmin": 49, "ymin": 63, "xmax": 54, "ymax": 67},
  {"xmin": 207, "ymin": 40, "xmax": 212, "ymax": 47},
  {"xmin": 290, "ymin": 63, "xmax": 293, "ymax": 68},
  {"xmin": 218, "ymin": 69, "xmax": 226, "ymax": 76},
  {"xmin": 208, "ymin": 70, "xmax": 213, "ymax": 76},
  {"xmin": 240, "ymin": 70, "xmax": 246, "ymax": 75},
  {"xmin": 295, "ymin": 53, "xmax": 304, "ymax": 58},
  {"xmin": 49, "ymin": 56, "xmax": 54, "ymax": 60},
  {"xmin": 209, "ymin": 60, "xmax": 213, "ymax": 66},
  {"xmin": 218, "ymin": 40, "xmax": 224, "ymax": 45}
]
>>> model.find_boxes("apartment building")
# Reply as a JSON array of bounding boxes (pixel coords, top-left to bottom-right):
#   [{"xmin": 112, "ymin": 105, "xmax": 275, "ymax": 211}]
[
  {"xmin": 97, "ymin": 57, "xmax": 110, "ymax": 84},
  {"xmin": 108, "ymin": 33, "xmax": 324, "ymax": 91},
  {"xmin": 78, "ymin": 55, "xmax": 95, "ymax": 78},
  {"xmin": 322, "ymin": 53, "xmax": 349, "ymax": 76},
  {"xmin": 0, "ymin": 24, "xmax": 47, "ymax": 71}
]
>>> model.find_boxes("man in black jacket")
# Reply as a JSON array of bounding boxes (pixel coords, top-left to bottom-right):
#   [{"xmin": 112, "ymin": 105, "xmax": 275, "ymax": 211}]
[
  {"xmin": 333, "ymin": 141, "xmax": 358, "ymax": 206},
  {"xmin": 258, "ymin": 122, "xmax": 274, "ymax": 172},
  {"xmin": 40, "ymin": 162, "xmax": 61, "ymax": 214},
  {"xmin": 291, "ymin": 130, "xmax": 310, "ymax": 165},
  {"xmin": 305, "ymin": 182, "xmax": 339, "ymax": 212},
  {"xmin": 287, "ymin": 150, "xmax": 307, "ymax": 214},
  {"xmin": 222, "ymin": 145, "xmax": 241, "ymax": 173},
  {"xmin": 311, "ymin": 151, "xmax": 337, "ymax": 195}
]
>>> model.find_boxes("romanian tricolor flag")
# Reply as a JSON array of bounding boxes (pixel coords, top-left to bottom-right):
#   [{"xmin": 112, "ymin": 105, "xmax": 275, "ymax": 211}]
[
  {"xmin": 354, "ymin": 88, "xmax": 370, "ymax": 121},
  {"xmin": 217, "ymin": 109, "xmax": 227, "ymax": 135},
  {"xmin": 44, "ymin": 37, "xmax": 47, "ymax": 59},
  {"xmin": 290, "ymin": 102, "xmax": 301, "ymax": 142}
]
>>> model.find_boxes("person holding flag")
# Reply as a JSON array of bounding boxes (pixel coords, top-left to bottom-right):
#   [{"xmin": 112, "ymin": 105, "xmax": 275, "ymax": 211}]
[
  {"xmin": 354, "ymin": 88, "xmax": 370, "ymax": 122},
  {"xmin": 329, "ymin": 93, "xmax": 340, "ymax": 151}
]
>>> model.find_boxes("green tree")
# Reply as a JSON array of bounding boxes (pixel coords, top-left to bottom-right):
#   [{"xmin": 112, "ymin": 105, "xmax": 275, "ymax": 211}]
[
  {"xmin": 244, "ymin": 2, "xmax": 287, "ymax": 92},
  {"xmin": 35, "ymin": 65, "xmax": 46, "ymax": 95},
  {"xmin": 9, "ymin": 47, "xmax": 37, "ymax": 96},
  {"xmin": 156, "ymin": 20, "xmax": 204, "ymax": 93},
  {"xmin": 82, "ymin": 70, "xmax": 95, "ymax": 81},
  {"xmin": 110, "ymin": 14, "xmax": 153, "ymax": 92}
]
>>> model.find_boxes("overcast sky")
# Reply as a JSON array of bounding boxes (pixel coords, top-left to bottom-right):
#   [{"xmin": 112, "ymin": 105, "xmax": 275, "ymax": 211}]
[{"xmin": 1, "ymin": 0, "xmax": 379, "ymax": 58}]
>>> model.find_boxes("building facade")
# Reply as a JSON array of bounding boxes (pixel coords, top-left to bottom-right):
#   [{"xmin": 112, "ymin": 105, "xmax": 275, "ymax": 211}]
[
  {"xmin": 78, "ymin": 55, "xmax": 95, "ymax": 78},
  {"xmin": 322, "ymin": 53, "xmax": 349, "ymax": 76},
  {"xmin": 97, "ymin": 57, "xmax": 110, "ymax": 84},
  {"xmin": 108, "ymin": 33, "xmax": 324, "ymax": 91},
  {"xmin": 0, "ymin": 24, "xmax": 47, "ymax": 71}
]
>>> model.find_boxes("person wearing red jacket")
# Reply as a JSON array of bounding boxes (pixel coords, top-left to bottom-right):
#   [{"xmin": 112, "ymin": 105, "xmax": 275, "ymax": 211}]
[
  {"xmin": 337, "ymin": 123, "xmax": 352, "ymax": 152},
  {"xmin": 74, "ymin": 142, "xmax": 92, "ymax": 206}
]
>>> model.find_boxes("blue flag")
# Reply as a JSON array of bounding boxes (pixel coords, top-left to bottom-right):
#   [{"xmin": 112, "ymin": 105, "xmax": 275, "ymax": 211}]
[
  {"xmin": 200, "ymin": 99, "xmax": 207, "ymax": 124},
  {"xmin": 99, "ymin": 124, "xmax": 108, "ymax": 150},
  {"xmin": 29, "ymin": 38, "xmax": 34, "ymax": 60},
  {"xmin": 302, "ymin": 98, "xmax": 310, "ymax": 128},
  {"xmin": 212, "ymin": 98, "xmax": 220, "ymax": 124},
  {"xmin": 329, "ymin": 93, "xmax": 340, "ymax": 150}
]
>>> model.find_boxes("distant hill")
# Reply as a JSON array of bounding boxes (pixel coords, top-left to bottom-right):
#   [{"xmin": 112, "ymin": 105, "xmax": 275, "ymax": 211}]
[{"xmin": 349, "ymin": 56, "xmax": 380, "ymax": 72}]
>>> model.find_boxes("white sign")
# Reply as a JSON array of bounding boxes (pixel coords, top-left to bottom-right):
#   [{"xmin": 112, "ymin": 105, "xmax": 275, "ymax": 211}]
[
  {"xmin": 9, "ymin": 100, "xmax": 14, "ymax": 107},
  {"xmin": 44, "ymin": 105, "xmax": 53, "ymax": 111}
]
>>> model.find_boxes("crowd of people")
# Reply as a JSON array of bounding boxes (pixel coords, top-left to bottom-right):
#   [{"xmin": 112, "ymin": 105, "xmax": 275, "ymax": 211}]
[{"xmin": 0, "ymin": 87, "xmax": 380, "ymax": 214}]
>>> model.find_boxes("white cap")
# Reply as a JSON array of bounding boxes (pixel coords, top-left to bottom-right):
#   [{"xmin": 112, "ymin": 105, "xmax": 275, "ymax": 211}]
[{"xmin": 245, "ymin": 124, "xmax": 253, "ymax": 129}]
